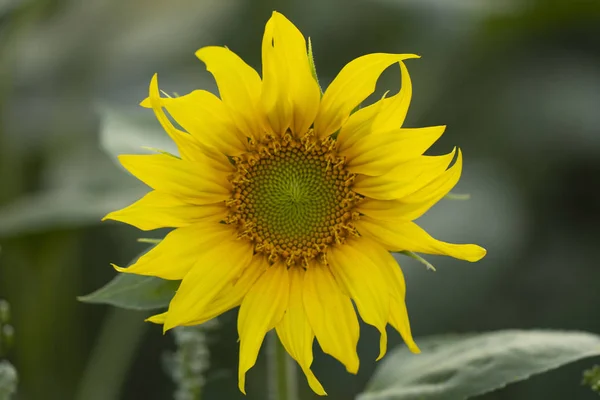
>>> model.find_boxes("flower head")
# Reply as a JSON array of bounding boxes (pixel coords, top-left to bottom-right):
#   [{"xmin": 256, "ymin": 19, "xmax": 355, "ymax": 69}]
[{"xmin": 104, "ymin": 11, "xmax": 486, "ymax": 395}]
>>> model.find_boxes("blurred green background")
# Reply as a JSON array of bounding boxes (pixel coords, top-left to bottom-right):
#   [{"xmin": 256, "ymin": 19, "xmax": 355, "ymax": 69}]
[{"xmin": 1, "ymin": 0, "xmax": 599, "ymax": 399}]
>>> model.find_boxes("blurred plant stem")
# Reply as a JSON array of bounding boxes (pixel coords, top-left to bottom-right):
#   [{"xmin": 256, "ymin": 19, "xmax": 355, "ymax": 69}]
[
  {"xmin": 75, "ymin": 308, "xmax": 148, "ymax": 400},
  {"xmin": 267, "ymin": 331, "xmax": 298, "ymax": 400},
  {"xmin": 164, "ymin": 322, "xmax": 217, "ymax": 400}
]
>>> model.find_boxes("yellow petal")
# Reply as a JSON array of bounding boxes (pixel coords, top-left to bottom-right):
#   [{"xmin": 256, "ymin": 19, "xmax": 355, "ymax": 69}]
[
  {"xmin": 328, "ymin": 238, "xmax": 390, "ymax": 360},
  {"xmin": 238, "ymin": 264, "xmax": 289, "ymax": 394},
  {"xmin": 356, "ymin": 217, "xmax": 487, "ymax": 262},
  {"xmin": 261, "ymin": 12, "xmax": 320, "ymax": 136},
  {"xmin": 343, "ymin": 126, "xmax": 446, "ymax": 176},
  {"xmin": 146, "ymin": 312, "xmax": 167, "ymax": 324},
  {"xmin": 335, "ymin": 99, "xmax": 385, "ymax": 153},
  {"xmin": 358, "ymin": 238, "xmax": 420, "ymax": 353},
  {"xmin": 276, "ymin": 268, "xmax": 326, "ymax": 396},
  {"xmin": 146, "ymin": 256, "xmax": 267, "ymax": 326},
  {"xmin": 114, "ymin": 223, "xmax": 235, "ymax": 280},
  {"xmin": 359, "ymin": 237, "xmax": 406, "ymax": 300},
  {"xmin": 147, "ymin": 74, "xmax": 204, "ymax": 162},
  {"xmin": 193, "ymin": 140, "xmax": 237, "ymax": 173},
  {"xmin": 389, "ymin": 297, "xmax": 420, "ymax": 354},
  {"xmin": 352, "ymin": 148, "xmax": 456, "ymax": 200},
  {"xmin": 103, "ymin": 190, "xmax": 227, "ymax": 231},
  {"xmin": 357, "ymin": 199, "xmax": 411, "ymax": 221},
  {"xmin": 399, "ymin": 149, "xmax": 462, "ymax": 203},
  {"xmin": 314, "ymin": 53, "xmax": 420, "ymax": 139},
  {"xmin": 118, "ymin": 153, "xmax": 231, "ymax": 205},
  {"xmin": 156, "ymin": 90, "xmax": 248, "ymax": 155},
  {"xmin": 164, "ymin": 239, "xmax": 254, "ymax": 331},
  {"xmin": 195, "ymin": 46, "xmax": 267, "ymax": 139},
  {"xmin": 260, "ymin": 15, "xmax": 291, "ymax": 135},
  {"xmin": 303, "ymin": 264, "xmax": 359, "ymax": 373},
  {"xmin": 371, "ymin": 61, "xmax": 413, "ymax": 133},
  {"xmin": 359, "ymin": 150, "xmax": 463, "ymax": 221}
]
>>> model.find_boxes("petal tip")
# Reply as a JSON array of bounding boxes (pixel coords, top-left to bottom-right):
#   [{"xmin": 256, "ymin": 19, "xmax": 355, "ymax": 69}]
[
  {"xmin": 238, "ymin": 376, "xmax": 247, "ymax": 395},
  {"xmin": 163, "ymin": 320, "xmax": 177, "ymax": 335},
  {"xmin": 139, "ymin": 97, "xmax": 151, "ymax": 108},
  {"xmin": 407, "ymin": 341, "xmax": 421, "ymax": 354},
  {"xmin": 468, "ymin": 245, "xmax": 487, "ymax": 262},
  {"xmin": 111, "ymin": 263, "xmax": 125, "ymax": 272},
  {"xmin": 375, "ymin": 330, "xmax": 388, "ymax": 361},
  {"xmin": 145, "ymin": 312, "xmax": 167, "ymax": 325},
  {"xmin": 346, "ymin": 358, "xmax": 360, "ymax": 375}
]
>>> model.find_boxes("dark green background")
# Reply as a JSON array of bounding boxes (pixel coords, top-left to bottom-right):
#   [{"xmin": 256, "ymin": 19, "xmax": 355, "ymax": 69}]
[{"xmin": 1, "ymin": 0, "xmax": 599, "ymax": 398}]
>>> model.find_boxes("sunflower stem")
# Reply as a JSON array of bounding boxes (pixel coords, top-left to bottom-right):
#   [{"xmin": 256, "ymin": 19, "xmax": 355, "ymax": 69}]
[{"xmin": 268, "ymin": 331, "xmax": 298, "ymax": 400}]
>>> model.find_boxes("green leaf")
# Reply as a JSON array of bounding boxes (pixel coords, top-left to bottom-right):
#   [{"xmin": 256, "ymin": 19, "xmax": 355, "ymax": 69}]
[
  {"xmin": 79, "ymin": 273, "xmax": 179, "ymax": 310},
  {"xmin": 79, "ymin": 245, "xmax": 179, "ymax": 310},
  {"xmin": 78, "ymin": 273, "xmax": 179, "ymax": 310},
  {"xmin": 359, "ymin": 330, "xmax": 600, "ymax": 400}
]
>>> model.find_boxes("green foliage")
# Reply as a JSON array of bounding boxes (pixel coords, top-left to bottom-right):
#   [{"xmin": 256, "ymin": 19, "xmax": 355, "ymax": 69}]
[
  {"xmin": 359, "ymin": 330, "xmax": 600, "ymax": 400},
  {"xmin": 0, "ymin": 360, "xmax": 18, "ymax": 399},
  {"xmin": 583, "ymin": 366, "xmax": 600, "ymax": 395},
  {"xmin": 79, "ymin": 245, "xmax": 179, "ymax": 311},
  {"xmin": 0, "ymin": 298, "xmax": 17, "ymax": 399},
  {"xmin": 0, "ymin": 300, "xmax": 14, "ymax": 358},
  {"xmin": 165, "ymin": 322, "xmax": 218, "ymax": 400},
  {"xmin": 79, "ymin": 273, "xmax": 179, "ymax": 311}
]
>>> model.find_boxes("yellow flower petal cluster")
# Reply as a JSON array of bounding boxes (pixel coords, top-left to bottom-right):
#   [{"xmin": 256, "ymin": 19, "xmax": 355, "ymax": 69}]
[{"xmin": 104, "ymin": 11, "xmax": 486, "ymax": 395}]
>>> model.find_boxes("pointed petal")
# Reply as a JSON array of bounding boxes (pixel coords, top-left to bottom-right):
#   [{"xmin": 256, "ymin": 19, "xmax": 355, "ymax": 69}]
[
  {"xmin": 148, "ymin": 256, "xmax": 267, "ymax": 327},
  {"xmin": 164, "ymin": 239, "xmax": 254, "ymax": 331},
  {"xmin": 261, "ymin": 12, "xmax": 320, "ymax": 136},
  {"xmin": 397, "ymin": 149, "xmax": 462, "ymax": 204},
  {"xmin": 314, "ymin": 53, "xmax": 420, "ymax": 139},
  {"xmin": 328, "ymin": 238, "xmax": 390, "ymax": 360},
  {"xmin": 141, "ymin": 90, "xmax": 235, "ymax": 172},
  {"xmin": 103, "ymin": 190, "xmax": 227, "ymax": 231},
  {"xmin": 343, "ymin": 126, "xmax": 446, "ymax": 176},
  {"xmin": 118, "ymin": 153, "xmax": 231, "ymax": 204},
  {"xmin": 146, "ymin": 312, "xmax": 167, "ymax": 324},
  {"xmin": 276, "ymin": 268, "xmax": 326, "ymax": 395},
  {"xmin": 195, "ymin": 46, "xmax": 267, "ymax": 139},
  {"xmin": 359, "ymin": 150, "xmax": 463, "ymax": 221},
  {"xmin": 303, "ymin": 264, "xmax": 359, "ymax": 373},
  {"xmin": 157, "ymin": 90, "xmax": 248, "ymax": 155},
  {"xmin": 352, "ymin": 149, "xmax": 456, "ymax": 200},
  {"xmin": 358, "ymin": 238, "xmax": 420, "ymax": 353},
  {"xmin": 335, "ymin": 99, "xmax": 384, "ymax": 153},
  {"xmin": 389, "ymin": 296, "xmax": 420, "ymax": 354},
  {"xmin": 114, "ymin": 223, "xmax": 235, "ymax": 280},
  {"xmin": 238, "ymin": 264, "xmax": 289, "ymax": 394},
  {"xmin": 147, "ymin": 74, "xmax": 205, "ymax": 162},
  {"xmin": 371, "ymin": 61, "xmax": 413, "ymax": 133},
  {"xmin": 356, "ymin": 217, "xmax": 487, "ymax": 262},
  {"xmin": 194, "ymin": 140, "xmax": 237, "ymax": 173}
]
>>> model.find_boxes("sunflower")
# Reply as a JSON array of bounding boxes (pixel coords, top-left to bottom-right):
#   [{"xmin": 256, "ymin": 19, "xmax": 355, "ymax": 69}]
[{"xmin": 104, "ymin": 11, "xmax": 486, "ymax": 396}]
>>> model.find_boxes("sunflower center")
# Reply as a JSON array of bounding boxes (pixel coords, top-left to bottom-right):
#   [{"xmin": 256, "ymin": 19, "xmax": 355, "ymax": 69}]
[{"xmin": 227, "ymin": 132, "xmax": 361, "ymax": 266}]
